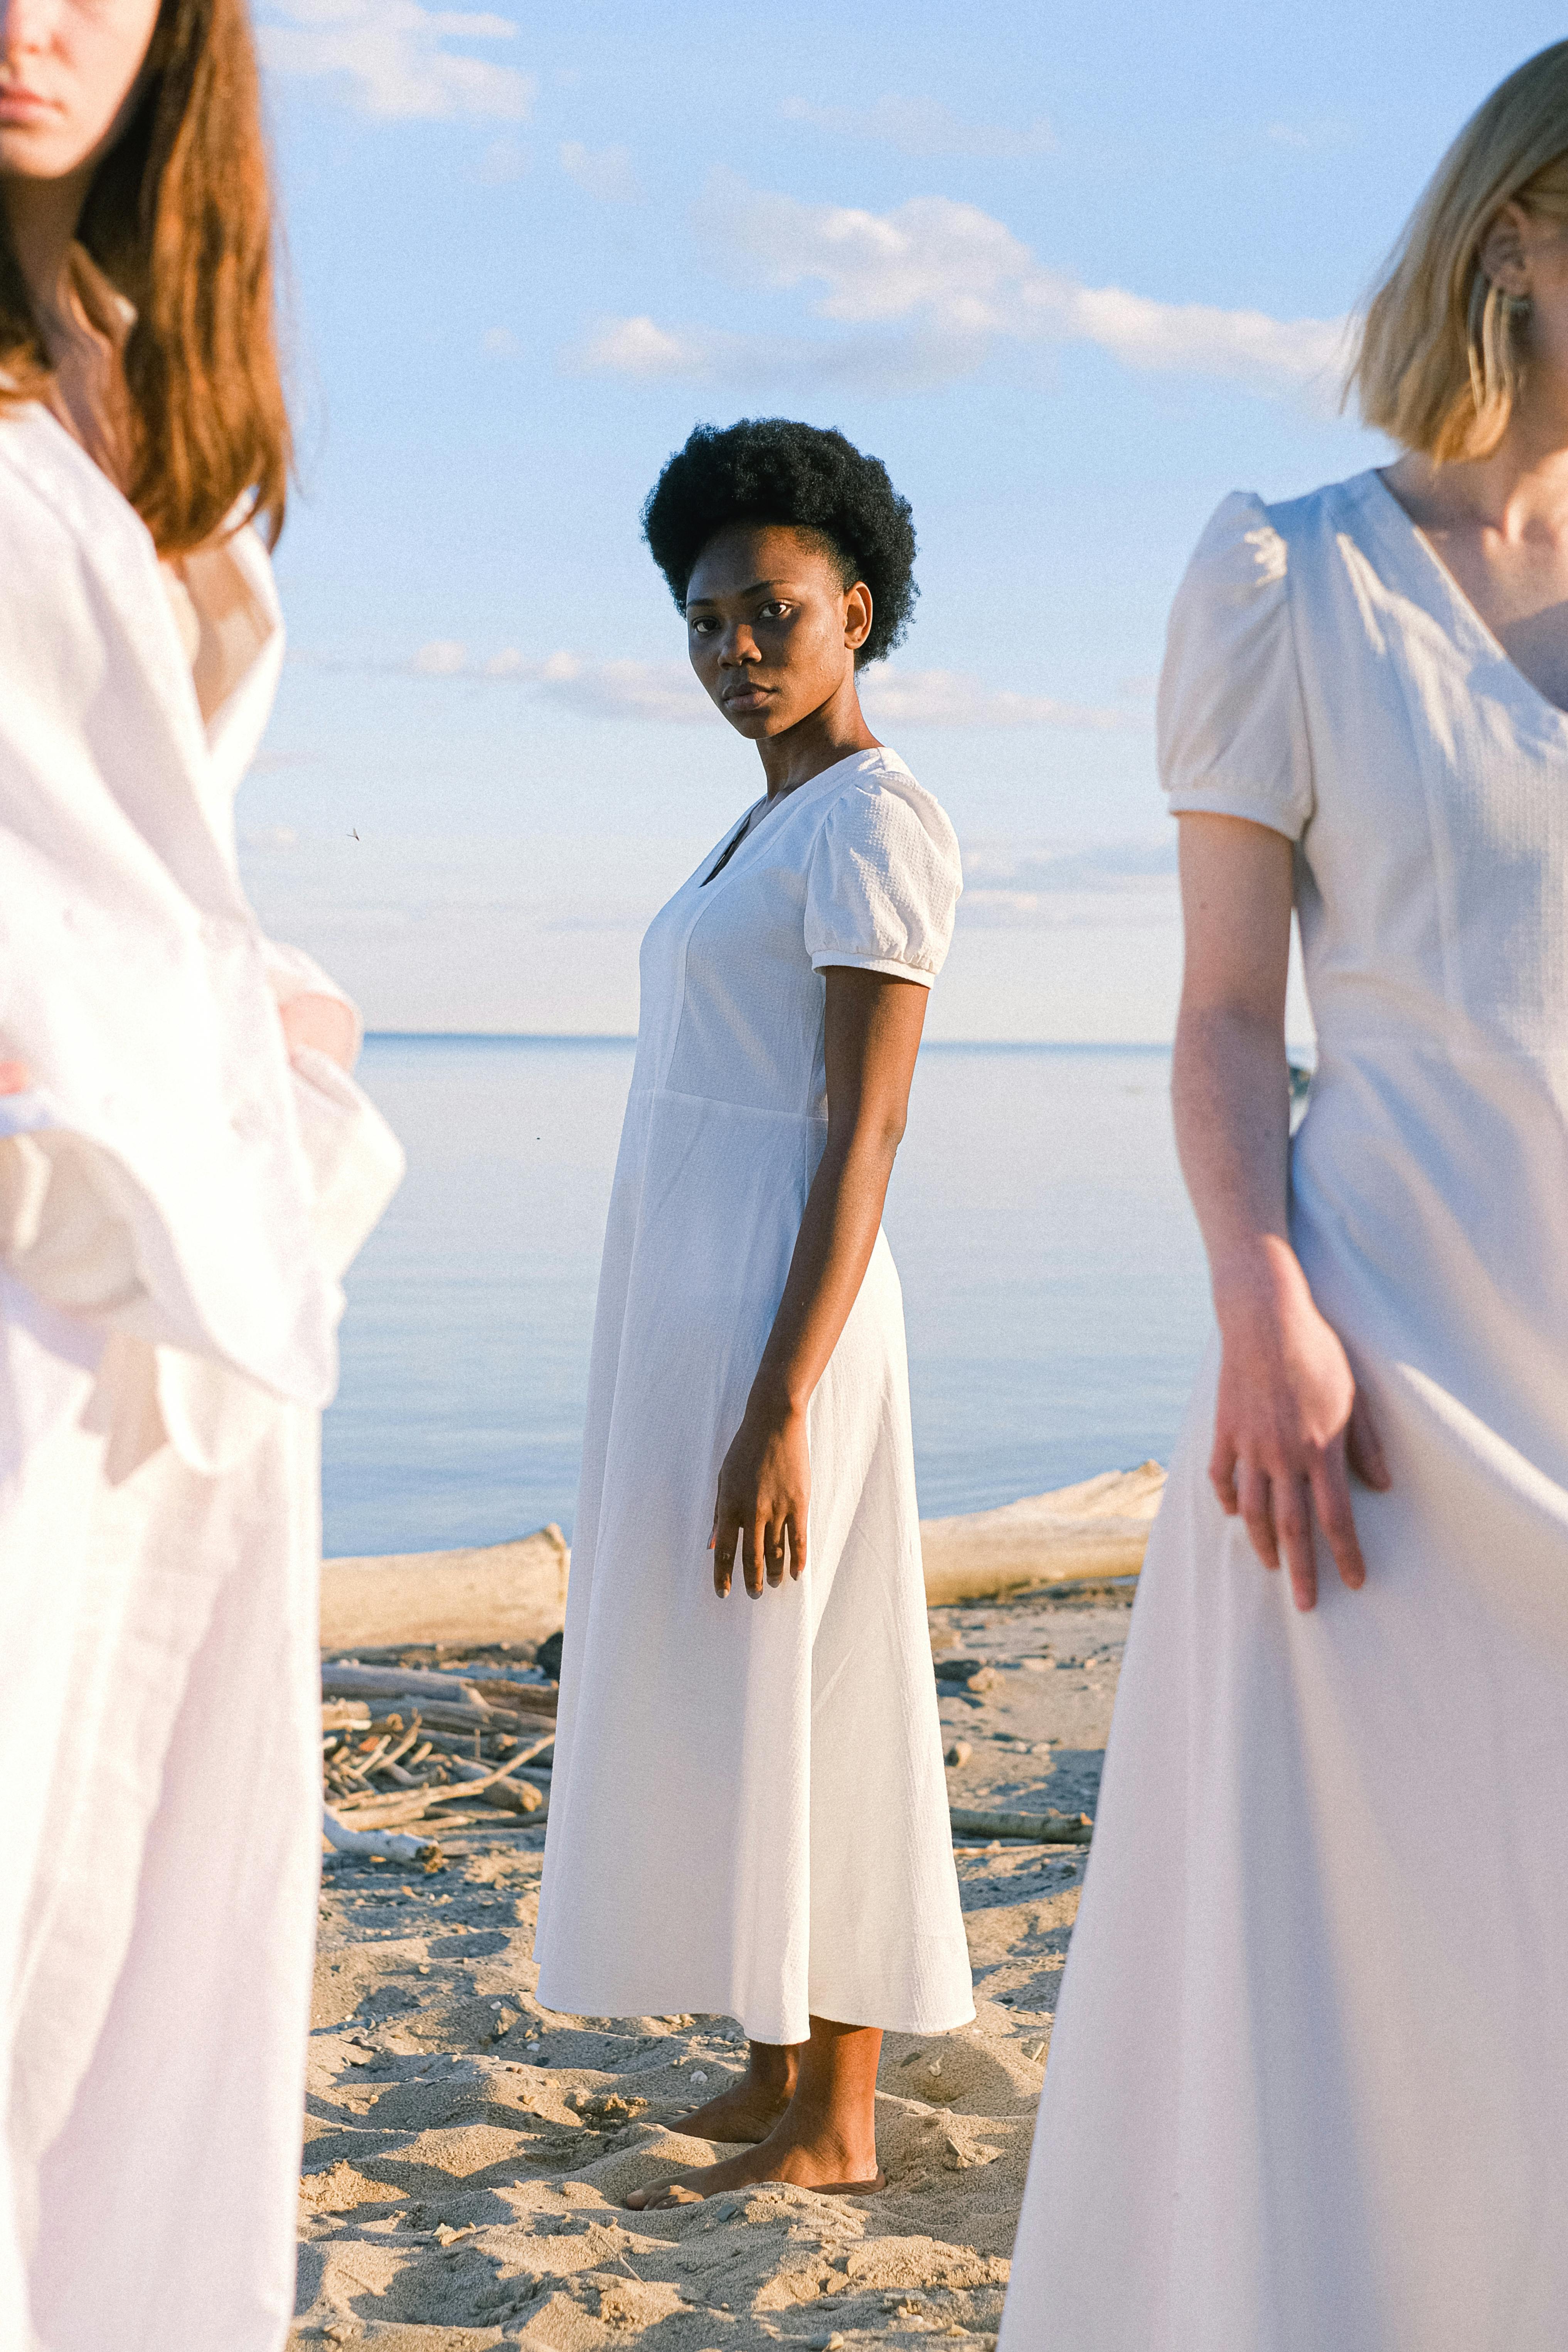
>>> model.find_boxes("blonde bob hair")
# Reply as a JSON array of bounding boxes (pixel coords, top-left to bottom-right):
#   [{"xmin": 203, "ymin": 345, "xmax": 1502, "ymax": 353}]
[{"xmin": 1349, "ymin": 40, "xmax": 1568, "ymax": 461}]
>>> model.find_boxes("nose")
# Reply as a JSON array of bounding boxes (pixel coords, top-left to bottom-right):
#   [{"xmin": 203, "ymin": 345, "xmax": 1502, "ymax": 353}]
[
  {"xmin": 718, "ymin": 625, "xmax": 760, "ymax": 668},
  {"xmin": 0, "ymin": 0, "xmax": 51, "ymax": 64}
]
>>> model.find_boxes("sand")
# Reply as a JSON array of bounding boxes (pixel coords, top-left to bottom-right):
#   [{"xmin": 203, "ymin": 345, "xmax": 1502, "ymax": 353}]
[{"xmin": 292, "ymin": 1589, "xmax": 1130, "ymax": 2349}]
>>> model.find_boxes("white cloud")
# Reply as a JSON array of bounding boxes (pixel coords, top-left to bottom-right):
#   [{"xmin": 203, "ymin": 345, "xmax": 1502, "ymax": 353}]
[
  {"xmin": 398, "ymin": 643, "xmax": 709, "ymax": 720},
  {"xmin": 1265, "ymin": 120, "xmax": 1351, "ymax": 155},
  {"xmin": 392, "ymin": 646, "xmax": 1137, "ymax": 731},
  {"xmin": 538, "ymin": 656, "xmax": 706, "ymax": 724},
  {"xmin": 482, "ymin": 325, "xmax": 518, "ymax": 355},
  {"xmin": 958, "ymin": 838, "xmax": 1179, "ymax": 928},
  {"xmin": 966, "ymin": 840, "xmax": 1178, "ymax": 888},
  {"xmin": 571, "ymin": 313, "xmax": 713, "ymax": 377},
  {"xmin": 862, "ymin": 668, "xmax": 1140, "ymax": 731},
  {"xmin": 258, "ymin": 0, "xmax": 535, "ymax": 121},
  {"xmin": 559, "ymin": 140, "xmax": 641, "ymax": 203},
  {"xmin": 781, "ymin": 93, "xmax": 1054, "ymax": 160},
  {"xmin": 243, "ymin": 823, "xmax": 300, "ymax": 851},
  {"xmin": 1059, "ymin": 281, "xmax": 1347, "ymax": 388},
  {"xmin": 413, "ymin": 638, "xmax": 470, "ymax": 674},
  {"xmin": 476, "ymin": 134, "xmax": 529, "ymax": 180},
  {"xmin": 575, "ymin": 173, "xmax": 1347, "ymax": 403}
]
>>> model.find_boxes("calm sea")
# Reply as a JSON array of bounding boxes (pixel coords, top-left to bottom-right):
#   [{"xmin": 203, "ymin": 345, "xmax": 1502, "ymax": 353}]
[{"xmin": 323, "ymin": 1037, "xmax": 1213, "ymax": 1559}]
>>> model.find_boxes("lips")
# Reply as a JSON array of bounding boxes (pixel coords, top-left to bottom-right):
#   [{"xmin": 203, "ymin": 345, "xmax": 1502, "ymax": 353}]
[{"xmin": 0, "ymin": 87, "xmax": 57, "ymax": 120}]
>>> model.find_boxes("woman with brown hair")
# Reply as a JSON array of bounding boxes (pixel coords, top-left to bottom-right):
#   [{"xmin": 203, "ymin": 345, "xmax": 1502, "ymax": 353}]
[
  {"xmin": 1002, "ymin": 40, "xmax": 1568, "ymax": 2352},
  {"xmin": 0, "ymin": 0, "xmax": 400, "ymax": 2342}
]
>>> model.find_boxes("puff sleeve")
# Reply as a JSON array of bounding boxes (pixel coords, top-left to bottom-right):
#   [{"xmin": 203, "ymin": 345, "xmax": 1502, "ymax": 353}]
[
  {"xmin": 804, "ymin": 773, "xmax": 963, "ymax": 987},
  {"xmin": 1157, "ymin": 490, "xmax": 1314, "ymax": 842}
]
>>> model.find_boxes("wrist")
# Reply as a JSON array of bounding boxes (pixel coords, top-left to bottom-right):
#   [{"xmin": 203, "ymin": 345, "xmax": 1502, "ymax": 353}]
[
  {"xmin": 1210, "ymin": 1233, "xmax": 1313, "ymax": 1335},
  {"xmin": 747, "ymin": 1368, "xmax": 810, "ymax": 1423}
]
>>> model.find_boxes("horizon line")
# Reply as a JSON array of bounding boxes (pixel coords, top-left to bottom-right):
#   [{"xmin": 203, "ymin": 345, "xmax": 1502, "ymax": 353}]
[{"xmin": 362, "ymin": 1030, "xmax": 1183, "ymax": 1052}]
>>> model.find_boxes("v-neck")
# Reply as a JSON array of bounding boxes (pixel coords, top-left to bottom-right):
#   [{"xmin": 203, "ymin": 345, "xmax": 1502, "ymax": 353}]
[
  {"xmin": 695, "ymin": 749, "xmax": 891, "ymax": 891},
  {"xmin": 1366, "ymin": 467, "xmax": 1568, "ymax": 732}
]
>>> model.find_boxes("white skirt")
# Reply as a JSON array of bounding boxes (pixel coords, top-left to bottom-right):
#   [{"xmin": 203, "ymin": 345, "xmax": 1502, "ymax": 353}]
[
  {"xmin": 536, "ymin": 1084, "xmax": 973, "ymax": 2044},
  {"xmin": 1001, "ymin": 1335, "xmax": 1568, "ymax": 2352}
]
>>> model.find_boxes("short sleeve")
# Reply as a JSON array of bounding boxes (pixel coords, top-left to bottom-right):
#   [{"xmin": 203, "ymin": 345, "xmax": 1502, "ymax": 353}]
[
  {"xmin": 805, "ymin": 773, "xmax": 963, "ymax": 987},
  {"xmin": 1157, "ymin": 490, "xmax": 1314, "ymax": 842}
]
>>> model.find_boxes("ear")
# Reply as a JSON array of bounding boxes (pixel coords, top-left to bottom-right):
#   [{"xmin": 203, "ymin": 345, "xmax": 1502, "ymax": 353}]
[
  {"xmin": 843, "ymin": 580, "xmax": 874, "ymax": 653},
  {"xmin": 1478, "ymin": 200, "xmax": 1531, "ymax": 300}
]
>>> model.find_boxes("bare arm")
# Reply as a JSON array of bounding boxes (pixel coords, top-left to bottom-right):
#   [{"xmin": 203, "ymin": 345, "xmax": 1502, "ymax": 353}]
[
  {"xmin": 1175, "ymin": 813, "xmax": 1388, "ymax": 1610},
  {"xmin": 711, "ymin": 965, "xmax": 928, "ymax": 1598}
]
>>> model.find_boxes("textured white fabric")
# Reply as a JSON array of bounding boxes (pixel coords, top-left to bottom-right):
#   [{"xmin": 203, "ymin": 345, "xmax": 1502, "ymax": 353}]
[
  {"xmin": 1002, "ymin": 471, "xmax": 1568, "ymax": 2352},
  {"xmin": 0, "ymin": 401, "xmax": 386, "ymax": 1402},
  {"xmin": 535, "ymin": 748, "xmax": 973, "ymax": 2045},
  {"xmin": 0, "ymin": 1285, "xmax": 322, "ymax": 2352},
  {"xmin": 0, "ymin": 400, "xmax": 400, "ymax": 2350}
]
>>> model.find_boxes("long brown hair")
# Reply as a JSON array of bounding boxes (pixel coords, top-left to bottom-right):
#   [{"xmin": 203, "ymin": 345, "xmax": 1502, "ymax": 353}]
[{"xmin": 0, "ymin": 0, "xmax": 290, "ymax": 550}]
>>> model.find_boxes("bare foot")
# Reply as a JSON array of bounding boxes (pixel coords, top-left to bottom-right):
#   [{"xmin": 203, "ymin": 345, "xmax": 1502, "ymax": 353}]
[
  {"xmin": 624, "ymin": 2110, "xmax": 881, "ymax": 2211},
  {"xmin": 673, "ymin": 2069, "xmax": 793, "ymax": 2146}
]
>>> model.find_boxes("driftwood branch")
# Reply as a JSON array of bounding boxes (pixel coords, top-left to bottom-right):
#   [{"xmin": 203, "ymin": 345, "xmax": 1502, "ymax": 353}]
[
  {"xmin": 322, "ymin": 1806, "xmax": 442, "ymax": 1864},
  {"xmin": 320, "ymin": 1657, "xmax": 558, "ymax": 1835},
  {"xmin": 949, "ymin": 1807, "xmax": 1093, "ymax": 1845}
]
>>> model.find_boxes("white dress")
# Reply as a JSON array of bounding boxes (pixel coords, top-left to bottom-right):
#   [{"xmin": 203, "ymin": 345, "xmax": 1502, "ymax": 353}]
[
  {"xmin": 0, "ymin": 403, "xmax": 402, "ymax": 2352},
  {"xmin": 1001, "ymin": 473, "xmax": 1568, "ymax": 2352},
  {"xmin": 536, "ymin": 747, "xmax": 975, "ymax": 2046}
]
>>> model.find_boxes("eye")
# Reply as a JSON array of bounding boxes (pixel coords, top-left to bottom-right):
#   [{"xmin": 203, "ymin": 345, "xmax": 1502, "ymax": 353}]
[
  {"xmin": 689, "ymin": 615, "xmax": 719, "ymax": 635},
  {"xmin": 758, "ymin": 600, "xmax": 791, "ymax": 619}
]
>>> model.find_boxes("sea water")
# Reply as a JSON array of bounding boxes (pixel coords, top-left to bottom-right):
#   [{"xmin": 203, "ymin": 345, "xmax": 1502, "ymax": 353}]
[{"xmin": 323, "ymin": 1037, "xmax": 1212, "ymax": 1558}]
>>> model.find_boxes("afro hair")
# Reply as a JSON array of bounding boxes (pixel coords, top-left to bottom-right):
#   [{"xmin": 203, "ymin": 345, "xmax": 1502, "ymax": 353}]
[{"xmin": 641, "ymin": 417, "xmax": 918, "ymax": 668}]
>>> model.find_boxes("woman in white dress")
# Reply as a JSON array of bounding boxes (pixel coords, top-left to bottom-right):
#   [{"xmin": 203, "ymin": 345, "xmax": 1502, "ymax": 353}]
[
  {"xmin": 535, "ymin": 419, "xmax": 973, "ymax": 2204},
  {"xmin": 1001, "ymin": 43, "xmax": 1568, "ymax": 2352},
  {"xmin": 0, "ymin": 3, "xmax": 401, "ymax": 2344}
]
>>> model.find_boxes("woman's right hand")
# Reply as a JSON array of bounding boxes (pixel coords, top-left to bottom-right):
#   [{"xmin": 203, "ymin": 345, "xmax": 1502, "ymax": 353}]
[
  {"xmin": 709, "ymin": 1385, "xmax": 811, "ymax": 1600},
  {"xmin": 1210, "ymin": 1237, "xmax": 1390, "ymax": 1611},
  {"xmin": 0, "ymin": 1061, "xmax": 29, "ymax": 1094}
]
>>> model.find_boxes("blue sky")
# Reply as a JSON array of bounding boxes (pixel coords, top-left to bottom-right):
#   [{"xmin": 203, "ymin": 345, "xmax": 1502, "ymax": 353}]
[{"xmin": 240, "ymin": 0, "xmax": 1561, "ymax": 1040}]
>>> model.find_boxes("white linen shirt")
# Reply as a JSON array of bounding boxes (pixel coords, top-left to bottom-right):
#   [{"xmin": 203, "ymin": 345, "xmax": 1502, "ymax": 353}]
[{"xmin": 0, "ymin": 401, "xmax": 401, "ymax": 1451}]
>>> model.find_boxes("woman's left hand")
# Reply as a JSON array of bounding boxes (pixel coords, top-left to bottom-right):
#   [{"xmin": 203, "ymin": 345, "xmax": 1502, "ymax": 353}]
[
  {"xmin": 279, "ymin": 992, "xmax": 358, "ymax": 1072},
  {"xmin": 710, "ymin": 1391, "xmax": 810, "ymax": 1598}
]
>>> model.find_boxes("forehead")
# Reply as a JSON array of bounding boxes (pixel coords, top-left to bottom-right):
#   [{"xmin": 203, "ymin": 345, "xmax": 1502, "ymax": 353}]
[{"xmin": 685, "ymin": 521, "xmax": 840, "ymax": 601}]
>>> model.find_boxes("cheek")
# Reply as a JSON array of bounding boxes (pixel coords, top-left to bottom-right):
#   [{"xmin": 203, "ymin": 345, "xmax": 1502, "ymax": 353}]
[
  {"xmin": 777, "ymin": 611, "xmax": 847, "ymax": 677},
  {"xmin": 57, "ymin": 0, "xmax": 161, "ymax": 166}
]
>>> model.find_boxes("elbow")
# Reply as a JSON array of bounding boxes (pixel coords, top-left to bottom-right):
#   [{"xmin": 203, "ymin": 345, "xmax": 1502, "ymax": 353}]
[
  {"xmin": 871, "ymin": 1104, "xmax": 909, "ymax": 1165},
  {"xmin": 827, "ymin": 1105, "xmax": 907, "ymax": 1171}
]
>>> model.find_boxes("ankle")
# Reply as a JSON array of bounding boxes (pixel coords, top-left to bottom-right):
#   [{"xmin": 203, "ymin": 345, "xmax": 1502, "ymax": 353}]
[
  {"xmin": 745, "ymin": 2042, "xmax": 799, "ymax": 2098},
  {"xmin": 747, "ymin": 2061, "xmax": 798, "ymax": 2101}
]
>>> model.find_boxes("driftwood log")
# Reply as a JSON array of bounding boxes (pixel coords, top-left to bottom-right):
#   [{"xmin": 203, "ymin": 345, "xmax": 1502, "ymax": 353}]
[{"xmin": 949, "ymin": 1806, "xmax": 1093, "ymax": 1845}]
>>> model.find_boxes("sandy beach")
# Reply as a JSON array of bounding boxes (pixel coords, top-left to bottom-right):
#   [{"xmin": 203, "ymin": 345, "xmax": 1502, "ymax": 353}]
[{"xmin": 293, "ymin": 1488, "xmax": 1145, "ymax": 2349}]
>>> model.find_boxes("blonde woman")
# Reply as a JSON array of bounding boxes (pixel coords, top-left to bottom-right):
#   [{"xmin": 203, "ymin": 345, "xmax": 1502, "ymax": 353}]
[
  {"xmin": 0, "ymin": 0, "xmax": 400, "ymax": 2342},
  {"xmin": 1002, "ymin": 42, "xmax": 1568, "ymax": 2352}
]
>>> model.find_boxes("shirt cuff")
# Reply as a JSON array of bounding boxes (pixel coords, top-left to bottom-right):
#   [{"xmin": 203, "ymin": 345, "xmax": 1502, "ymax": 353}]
[
  {"xmin": 1165, "ymin": 789, "xmax": 1304, "ymax": 844},
  {"xmin": 810, "ymin": 951, "xmax": 937, "ymax": 987}
]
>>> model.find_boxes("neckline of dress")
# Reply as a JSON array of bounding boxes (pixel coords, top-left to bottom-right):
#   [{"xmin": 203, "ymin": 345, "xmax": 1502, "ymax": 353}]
[
  {"xmin": 1362, "ymin": 466, "xmax": 1568, "ymax": 733},
  {"xmin": 26, "ymin": 400, "xmax": 278, "ymax": 747},
  {"xmin": 697, "ymin": 744, "xmax": 899, "ymax": 888}
]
